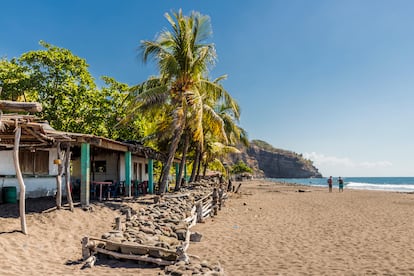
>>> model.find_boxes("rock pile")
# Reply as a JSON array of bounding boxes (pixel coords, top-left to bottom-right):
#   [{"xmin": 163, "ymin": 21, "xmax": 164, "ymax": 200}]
[
  {"xmin": 164, "ymin": 259, "xmax": 225, "ymax": 276},
  {"xmin": 84, "ymin": 180, "xmax": 227, "ymax": 273}
]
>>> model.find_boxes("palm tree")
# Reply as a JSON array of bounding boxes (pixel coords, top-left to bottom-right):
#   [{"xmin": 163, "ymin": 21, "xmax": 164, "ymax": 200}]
[
  {"xmin": 189, "ymin": 80, "xmax": 248, "ymax": 182},
  {"xmin": 127, "ymin": 10, "xmax": 220, "ymax": 194}
]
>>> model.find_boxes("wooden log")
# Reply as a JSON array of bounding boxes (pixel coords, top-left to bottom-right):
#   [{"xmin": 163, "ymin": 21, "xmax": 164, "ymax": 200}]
[
  {"xmin": 189, "ymin": 212, "xmax": 197, "ymax": 229},
  {"xmin": 13, "ymin": 126, "xmax": 27, "ymax": 235},
  {"xmin": 183, "ymin": 228, "xmax": 191, "ymax": 252},
  {"xmin": 88, "ymin": 236, "xmax": 178, "ymax": 257},
  {"xmin": 0, "ymin": 100, "xmax": 42, "ymax": 113},
  {"xmin": 184, "ymin": 214, "xmax": 197, "ymax": 224},
  {"xmin": 162, "ymin": 193, "xmax": 190, "ymax": 199},
  {"xmin": 195, "ymin": 192, "xmax": 212, "ymax": 205},
  {"xmin": 202, "ymin": 209, "xmax": 211, "ymax": 218},
  {"xmin": 93, "ymin": 247, "xmax": 175, "ymax": 266},
  {"xmin": 82, "ymin": 255, "xmax": 96, "ymax": 269},
  {"xmin": 202, "ymin": 202, "xmax": 212, "ymax": 213},
  {"xmin": 64, "ymin": 147, "xmax": 74, "ymax": 212}
]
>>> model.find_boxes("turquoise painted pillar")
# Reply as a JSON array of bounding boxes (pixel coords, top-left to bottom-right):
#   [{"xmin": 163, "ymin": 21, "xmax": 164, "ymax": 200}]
[
  {"xmin": 80, "ymin": 143, "xmax": 90, "ymax": 206},
  {"xmin": 148, "ymin": 159, "xmax": 154, "ymax": 194},
  {"xmin": 125, "ymin": 151, "xmax": 132, "ymax": 197},
  {"xmin": 175, "ymin": 163, "xmax": 179, "ymax": 186}
]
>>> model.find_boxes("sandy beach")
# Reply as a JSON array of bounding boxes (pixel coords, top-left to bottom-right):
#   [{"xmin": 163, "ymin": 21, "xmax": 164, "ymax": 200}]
[{"xmin": 1, "ymin": 179, "xmax": 414, "ymax": 275}]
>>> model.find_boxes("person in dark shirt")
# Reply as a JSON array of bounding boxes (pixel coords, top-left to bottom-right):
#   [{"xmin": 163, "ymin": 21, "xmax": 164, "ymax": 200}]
[{"xmin": 327, "ymin": 176, "xmax": 333, "ymax": 192}]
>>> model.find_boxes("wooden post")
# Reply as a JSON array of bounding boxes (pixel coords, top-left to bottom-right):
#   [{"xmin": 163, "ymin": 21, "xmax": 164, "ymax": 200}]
[
  {"xmin": 81, "ymin": 236, "xmax": 91, "ymax": 260},
  {"xmin": 55, "ymin": 143, "xmax": 63, "ymax": 209},
  {"xmin": 80, "ymin": 143, "xmax": 90, "ymax": 206},
  {"xmin": 196, "ymin": 202, "xmax": 203, "ymax": 223},
  {"xmin": 125, "ymin": 151, "xmax": 131, "ymax": 197},
  {"xmin": 64, "ymin": 147, "xmax": 74, "ymax": 212},
  {"xmin": 235, "ymin": 183, "xmax": 242, "ymax": 193},
  {"xmin": 148, "ymin": 159, "xmax": 154, "ymax": 194},
  {"xmin": 218, "ymin": 185, "xmax": 224, "ymax": 211},
  {"xmin": 13, "ymin": 127, "xmax": 27, "ymax": 234},
  {"xmin": 115, "ymin": 217, "xmax": 121, "ymax": 231},
  {"xmin": 212, "ymin": 188, "xmax": 218, "ymax": 216},
  {"xmin": 126, "ymin": 208, "xmax": 131, "ymax": 221}
]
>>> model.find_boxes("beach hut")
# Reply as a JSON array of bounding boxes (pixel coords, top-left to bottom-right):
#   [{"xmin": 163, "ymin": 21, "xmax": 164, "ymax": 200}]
[
  {"xmin": 0, "ymin": 100, "xmax": 72, "ymax": 234},
  {"xmin": 63, "ymin": 133, "xmax": 165, "ymax": 204},
  {"xmin": 0, "ymin": 100, "xmax": 168, "ymax": 234}
]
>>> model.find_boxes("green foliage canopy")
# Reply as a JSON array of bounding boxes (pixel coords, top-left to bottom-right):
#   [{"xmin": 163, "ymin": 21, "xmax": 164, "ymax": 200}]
[{"xmin": 231, "ymin": 160, "xmax": 253, "ymax": 175}]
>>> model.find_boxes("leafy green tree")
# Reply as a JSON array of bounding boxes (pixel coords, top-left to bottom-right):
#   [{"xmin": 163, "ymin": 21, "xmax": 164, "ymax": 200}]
[
  {"xmin": 17, "ymin": 41, "xmax": 103, "ymax": 134},
  {"xmin": 100, "ymin": 76, "xmax": 149, "ymax": 141},
  {"xmin": 0, "ymin": 58, "xmax": 33, "ymax": 101},
  {"xmin": 231, "ymin": 160, "xmax": 253, "ymax": 175}
]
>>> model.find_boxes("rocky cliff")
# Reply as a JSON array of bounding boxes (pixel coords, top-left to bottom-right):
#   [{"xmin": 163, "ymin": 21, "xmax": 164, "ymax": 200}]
[{"xmin": 230, "ymin": 140, "xmax": 322, "ymax": 178}]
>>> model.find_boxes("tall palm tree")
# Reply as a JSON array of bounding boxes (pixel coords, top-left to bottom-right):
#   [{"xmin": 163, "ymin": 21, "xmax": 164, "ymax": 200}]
[{"xmin": 127, "ymin": 10, "xmax": 220, "ymax": 194}]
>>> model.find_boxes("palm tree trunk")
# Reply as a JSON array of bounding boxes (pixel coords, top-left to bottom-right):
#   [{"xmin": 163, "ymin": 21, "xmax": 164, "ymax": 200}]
[
  {"xmin": 159, "ymin": 124, "xmax": 185, "ymax": 194},
  {"xmin": 203, "ymin": 161, "xmax": 208, "ymax": 177},
  {"xmin": 196, "ymin": 152, "xmax": 202, "ymax": 181},
  {"xmin": 175, "ymin": 132, "xmax": 189, "ymax": 191},
  {"xmin": 190, "ymin": 143, "xmax": 201, "ymax": 182}
]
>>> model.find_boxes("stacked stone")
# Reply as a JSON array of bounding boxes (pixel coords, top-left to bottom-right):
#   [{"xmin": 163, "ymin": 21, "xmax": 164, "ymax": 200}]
[
  {"xmin": 100, "ymin": 185, "xmax": 213, "ymax": 259},
  {"xmin": 164, "ymin": 259, "xmax": 225, "ymax": 276}
]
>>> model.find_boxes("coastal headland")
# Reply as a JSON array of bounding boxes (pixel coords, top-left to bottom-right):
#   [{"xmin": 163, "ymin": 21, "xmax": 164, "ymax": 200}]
[{"xmin": 1, "ymin": 179, "xmax": 413, "ymax": 275}]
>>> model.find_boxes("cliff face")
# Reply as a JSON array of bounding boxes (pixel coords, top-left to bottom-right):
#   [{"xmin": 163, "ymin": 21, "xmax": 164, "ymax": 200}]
[{"xmin": 231, "ymin": 140, "xmax": 322, "ymax": 179}]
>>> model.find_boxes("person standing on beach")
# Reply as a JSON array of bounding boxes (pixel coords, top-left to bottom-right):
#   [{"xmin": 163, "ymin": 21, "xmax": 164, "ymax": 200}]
[
  {"xmin": 327, "ymin": 176, "xmax": 333, "ymax": 192},
  {"xmin": 338, "ymin": 177, "xmax": 344, "ymax": 192}
]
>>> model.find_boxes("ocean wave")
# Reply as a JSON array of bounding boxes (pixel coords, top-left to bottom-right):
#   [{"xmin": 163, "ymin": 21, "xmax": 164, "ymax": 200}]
[{"xmin": 346, "ymin": 182, "xmax": 414, "ymax": 192}]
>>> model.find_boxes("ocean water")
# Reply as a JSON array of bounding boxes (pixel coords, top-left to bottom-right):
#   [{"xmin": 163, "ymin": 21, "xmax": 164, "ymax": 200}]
[{"xmin": 268, "ymin": 177, "xmax": 414, "ymax": 193}]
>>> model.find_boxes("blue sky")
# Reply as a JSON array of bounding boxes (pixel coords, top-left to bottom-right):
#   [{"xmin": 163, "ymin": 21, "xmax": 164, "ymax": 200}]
[{"xmin": 1, "ymin": 1, "xmax": 413, "ymax": 177}]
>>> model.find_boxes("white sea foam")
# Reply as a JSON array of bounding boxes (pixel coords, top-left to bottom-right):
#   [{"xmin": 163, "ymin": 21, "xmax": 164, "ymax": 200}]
[
  {"xmin": 270, "ymin": 177, "xmax": 414, "ymax": 192},
  {"xmin": 346, "ymin": 182, "xmax": 414, "ymax": 192}
]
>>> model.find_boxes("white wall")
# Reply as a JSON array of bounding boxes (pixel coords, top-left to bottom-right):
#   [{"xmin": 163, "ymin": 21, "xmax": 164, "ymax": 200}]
[
  {"xmin": 0, "ymin": 148, "xmax": 61, "ymax": 199},
  {"xmin": 0, "ymin": 151, "xmax": 15, "ymax": 175},
  {"xmin": 0, "ymin": 149, "xmax": 58, "ymax": 176},
  {"xmin": 0, "ymin": 176, "xmax": 64, "ymax": 199}
]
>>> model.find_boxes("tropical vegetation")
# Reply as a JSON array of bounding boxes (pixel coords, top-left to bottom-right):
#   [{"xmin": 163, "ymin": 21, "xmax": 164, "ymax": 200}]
[{"xmin": 0, "ymin": 10, "xmax": 247, "ymax": 194}]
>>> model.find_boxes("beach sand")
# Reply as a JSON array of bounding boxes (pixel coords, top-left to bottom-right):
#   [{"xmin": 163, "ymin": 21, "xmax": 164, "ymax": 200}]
[{"xmin": 1, "ymin": 179, "xmax": 414, "ymax": 275}]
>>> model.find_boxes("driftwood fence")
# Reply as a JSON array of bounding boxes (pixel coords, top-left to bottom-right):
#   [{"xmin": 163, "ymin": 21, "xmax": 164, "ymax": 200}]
[{"xmin": 81, "ymin": 186, "xmax": 227, "ymax": 268}]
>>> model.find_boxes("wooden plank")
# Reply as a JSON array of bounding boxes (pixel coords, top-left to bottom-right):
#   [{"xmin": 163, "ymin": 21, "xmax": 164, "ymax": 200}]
[
  {"xmin": 0, "ymin": 100, "xmax": 42, "ymax": 113},
  {"xmin": 100, "ymin": 139, "xmax": 128, "ymax": 151},
  {"xmin": 0, "ymin": 142, "xmax": 49, "ymax": 146},
  {"xmin": 93, "ymin": 247, "xmax": 175, "ymax": 266},
  {"xmin": 88, "ymin": 236, "xmax": 178, "ymax": 256}
]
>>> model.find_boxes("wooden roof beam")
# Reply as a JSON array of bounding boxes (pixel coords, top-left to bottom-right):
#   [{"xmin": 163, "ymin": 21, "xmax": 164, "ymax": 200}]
[{"xmin": 0, "ymin": 100, "xmax": 42, "ymax": 113}]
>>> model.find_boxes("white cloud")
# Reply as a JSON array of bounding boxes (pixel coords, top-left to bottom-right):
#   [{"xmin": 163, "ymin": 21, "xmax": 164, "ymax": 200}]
[
  {"xmin": 359, "ymin": 161, "xmax": 393, "ymax": 168},
  {"xmin": 303, "ymin": 152, "xmax": 355, "ymax": 167},
  {"xmin": 303, "ymin": 152, "xmax": 393, "ymax": 176}
]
